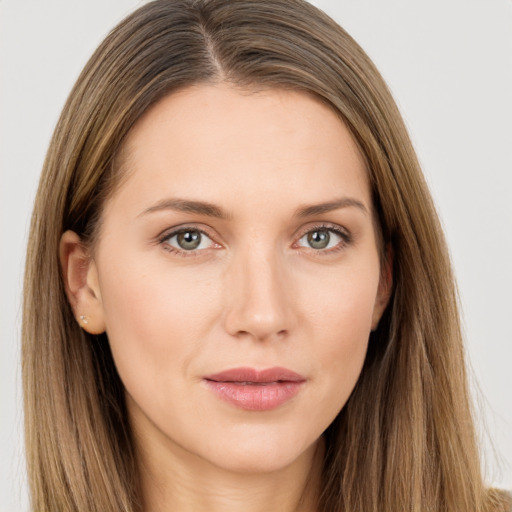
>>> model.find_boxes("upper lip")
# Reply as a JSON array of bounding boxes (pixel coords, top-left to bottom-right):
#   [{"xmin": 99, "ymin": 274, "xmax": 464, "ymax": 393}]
[{"xmin": 204, "ymin": 367, "xmax": 306, "ymax": 383}]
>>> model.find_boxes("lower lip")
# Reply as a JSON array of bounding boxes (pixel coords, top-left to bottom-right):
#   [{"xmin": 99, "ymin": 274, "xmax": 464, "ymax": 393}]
[{"xmin": 204, "ymin": 380, "xmax": 304, "ymax": 411}]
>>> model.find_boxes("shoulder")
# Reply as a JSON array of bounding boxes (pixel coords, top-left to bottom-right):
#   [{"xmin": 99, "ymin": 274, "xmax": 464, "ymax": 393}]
[{"xmin": 486, "ymin": 488, "xmax": 512, "ymax": 512}]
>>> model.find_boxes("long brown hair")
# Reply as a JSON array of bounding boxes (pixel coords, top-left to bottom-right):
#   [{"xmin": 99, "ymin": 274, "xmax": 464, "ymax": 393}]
[{"xmin": 22, "ymin": 1, "xmax": 510, "ymax": 510}]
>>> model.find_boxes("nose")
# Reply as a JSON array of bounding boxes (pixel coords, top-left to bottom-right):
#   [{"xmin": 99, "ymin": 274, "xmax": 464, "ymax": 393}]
[{"xmin": 223, "ymin": 246, "xmax": 296, "ymax": 342}]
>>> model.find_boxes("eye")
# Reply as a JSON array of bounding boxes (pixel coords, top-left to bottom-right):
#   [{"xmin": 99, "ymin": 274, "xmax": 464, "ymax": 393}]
[
  {"xmin": 296, "ymin": 227, "xmax": 348, "ymax": 251},
  {"xmin": 162, "ymin": 228, "xmax": 216, "ymax": 252}
]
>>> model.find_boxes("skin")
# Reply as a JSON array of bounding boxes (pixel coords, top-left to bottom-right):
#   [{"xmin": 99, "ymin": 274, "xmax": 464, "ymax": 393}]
[{"xmin": 61, "ymin": 84, "xmax": 391, "ymax": 512}]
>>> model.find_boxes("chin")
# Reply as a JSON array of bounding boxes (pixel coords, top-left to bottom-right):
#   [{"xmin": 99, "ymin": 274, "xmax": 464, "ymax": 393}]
[{"xmin": 191, "ymin": 425, "xmax": 322, "ymax": 475}]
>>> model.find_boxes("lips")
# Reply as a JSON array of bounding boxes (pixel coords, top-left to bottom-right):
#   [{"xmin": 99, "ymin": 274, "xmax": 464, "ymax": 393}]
[{"xmin": 203, "ymin": 367, "xmax": 306, "ymax": 411}]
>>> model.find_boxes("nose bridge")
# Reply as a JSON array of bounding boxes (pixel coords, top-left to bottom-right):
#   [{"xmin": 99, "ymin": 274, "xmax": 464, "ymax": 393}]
[{"xmin": 223, "ymin": 241, "xmax": 293, "ymax": 341}]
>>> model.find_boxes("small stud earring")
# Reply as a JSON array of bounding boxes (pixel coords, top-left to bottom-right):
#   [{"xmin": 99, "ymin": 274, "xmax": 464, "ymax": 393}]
[{"xmin": 79, "ymin": 315, "xmax": 89, "ymax": 325}]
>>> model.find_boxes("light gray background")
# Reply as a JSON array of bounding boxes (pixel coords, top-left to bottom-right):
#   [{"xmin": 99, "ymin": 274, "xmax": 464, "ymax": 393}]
[{"xmin": 1, "ymin": 1, "xmax": 511, "ymax": 510}]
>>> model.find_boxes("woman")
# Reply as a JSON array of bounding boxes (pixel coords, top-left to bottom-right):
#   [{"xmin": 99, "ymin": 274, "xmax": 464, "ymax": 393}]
[{"xmin": 22, "ymin": 0, "xmax": 511, "ymax": 511}]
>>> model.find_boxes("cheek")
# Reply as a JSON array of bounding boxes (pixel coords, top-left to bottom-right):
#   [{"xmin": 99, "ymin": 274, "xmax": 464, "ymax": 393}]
[
  {"xmin": 96, "ymin": 252, "xmax": 222, "ymax": 393},
  {"xmin": 299, "ymin": 260, "xmax": 380, "ymax": 402},
  {"xmin": 302, "ymin": 256, "xmax": 380, "ymax": 338}
]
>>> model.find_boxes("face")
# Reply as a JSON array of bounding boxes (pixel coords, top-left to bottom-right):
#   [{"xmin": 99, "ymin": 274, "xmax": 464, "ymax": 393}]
[{"xmin": 64, "ymin": 84, "xmax": 390, "ymax": 476}]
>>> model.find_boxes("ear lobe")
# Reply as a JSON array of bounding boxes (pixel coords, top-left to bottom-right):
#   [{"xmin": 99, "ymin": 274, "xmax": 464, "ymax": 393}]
[
  {"xmin": 59, "ymin": 230, "xmax": 106, "ymax": 334},
  {"xmin": 371, "ymin": 243, "xmax": 394, "ymax": 331}
]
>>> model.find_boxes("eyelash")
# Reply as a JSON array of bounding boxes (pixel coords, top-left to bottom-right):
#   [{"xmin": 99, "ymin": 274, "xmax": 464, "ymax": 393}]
[
  {"xmin": 294, "ymin": 223, "xmax": 352, "ymax": 255},
  {"xmin": 158, "ymin": 226, "xmax": 218, "ymax": 258},
  {"xmin": 157, "ymin": 223, "xmax": 352, "ymax": 257}
]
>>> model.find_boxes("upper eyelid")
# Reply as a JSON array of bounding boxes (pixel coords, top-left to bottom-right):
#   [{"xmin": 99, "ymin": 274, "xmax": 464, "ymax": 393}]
[
  {"xmin": 158, "ymin": 224, "xmax": 217, "ymax": 241},
  {"xmin": 295, "ymin": 222, "xmax": 351, "ymax": 239}
]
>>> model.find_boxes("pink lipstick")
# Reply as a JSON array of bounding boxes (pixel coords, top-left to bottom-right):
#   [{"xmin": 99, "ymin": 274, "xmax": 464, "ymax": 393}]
[{"xmin": 203, "ymin": 367, "xmax": 305, "ymax": 411}]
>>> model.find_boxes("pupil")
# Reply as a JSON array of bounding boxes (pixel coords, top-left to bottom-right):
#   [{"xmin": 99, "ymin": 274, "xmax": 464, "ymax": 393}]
[
  {"xmin": 308, "ymin": 230, "xmax": 330, "ymax": 249},
  {"xmin": 177, "ymin": 230, "xmax": 201, "ymax": 250}
]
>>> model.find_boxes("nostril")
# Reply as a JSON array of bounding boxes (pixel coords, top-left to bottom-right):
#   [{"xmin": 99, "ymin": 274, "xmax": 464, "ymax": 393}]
[{"xmin": 222, "ymin": 262, "xmax": 295, "ymax": 340}]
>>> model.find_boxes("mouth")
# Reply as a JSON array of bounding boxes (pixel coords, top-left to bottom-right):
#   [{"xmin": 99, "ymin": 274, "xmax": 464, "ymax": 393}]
[{"xmin": 203, "ymin": 367, "xmax": 306, "ymax": 411}]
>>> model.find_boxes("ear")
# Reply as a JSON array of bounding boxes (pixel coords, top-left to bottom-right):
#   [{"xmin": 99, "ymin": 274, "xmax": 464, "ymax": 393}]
[
  {"xmin": 371, "ymin": 243, "xmax": 393, "ymax": 331},
  {"xmin": 59, "ymin": 230, "xmax": 106, "ymax": 334}
]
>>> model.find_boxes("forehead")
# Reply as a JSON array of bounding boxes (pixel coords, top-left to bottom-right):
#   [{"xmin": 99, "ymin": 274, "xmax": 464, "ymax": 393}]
[{"xmin": 109, "ymin": 83, "xmax": 371, "ymax": 218}]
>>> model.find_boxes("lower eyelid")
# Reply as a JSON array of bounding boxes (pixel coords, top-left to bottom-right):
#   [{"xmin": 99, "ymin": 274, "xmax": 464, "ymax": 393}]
[{"xmin": 161, "ymin": 244, "xmax": 204, "ymax": 257}]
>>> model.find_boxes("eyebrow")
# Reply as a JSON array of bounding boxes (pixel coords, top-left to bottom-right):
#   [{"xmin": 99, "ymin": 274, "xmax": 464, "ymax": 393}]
[
  {"xmin": 295, "ymin": 197, "xmax": 368, "ymax": 217},
  {"xmin": 139, "ymin": 198, "xmax": 229, "ymax": 219},
  {"xmin": 139, "ymin": 196, "xmax": 368, "ymax": 220}
]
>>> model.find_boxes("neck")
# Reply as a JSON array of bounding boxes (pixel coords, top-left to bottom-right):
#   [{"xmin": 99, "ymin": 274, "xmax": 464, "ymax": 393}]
[{"xmin": 136, "ymin": 429, "xmax": 324, "ymax": 512}]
